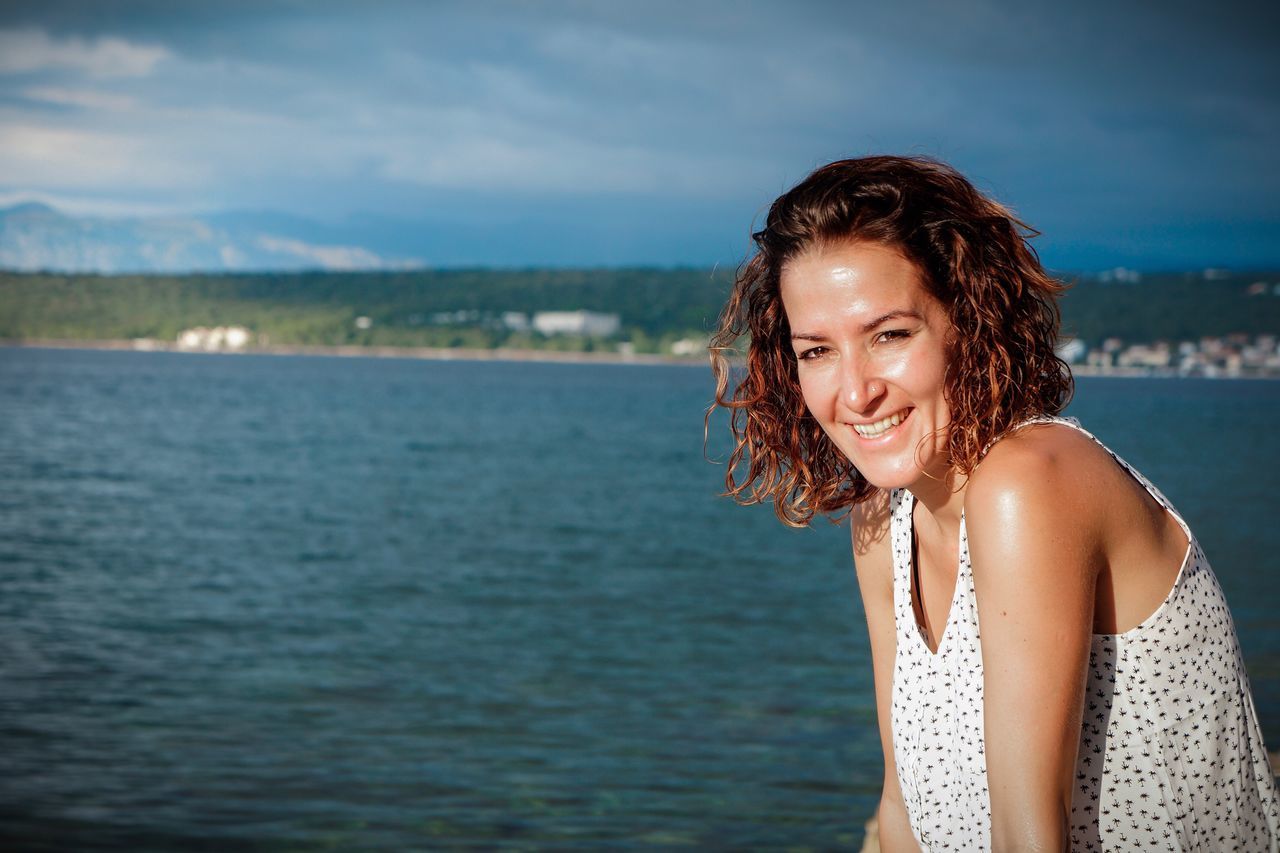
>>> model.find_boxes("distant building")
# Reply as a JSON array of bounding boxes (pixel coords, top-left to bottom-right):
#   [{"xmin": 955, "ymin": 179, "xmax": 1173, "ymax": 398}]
[
  {"xmin": 1117, "ymin": 342, "xmax": 1171, "ymax": 369},
  {"xmin": 671, "ymin": 338, "xmax": 704, "ymax": 357},
  {"xmin": 502, "ymin": 311, "xmax": 530, "ymax": 332},
  {"xmin": 1097, "ymin": 267, "xmax": 1142, "ymax": 284},
  {"xmin": 532, "ymin": 311, "xmax": 620, "ymax": 337},
  {"xmin": 1086, "ymin": 349, "xmax": 1113, "ymax": 370},
  {"xmin": 1071, "ymin": 333, "xmax": 1280, "ymax": 378},
  {"xmin": 177, "ymin": 326, "xmax": 251, "ymax": 351},
  {"xmin": 429, "ymin": 310, "xmax": 481, "ymax": 325}
]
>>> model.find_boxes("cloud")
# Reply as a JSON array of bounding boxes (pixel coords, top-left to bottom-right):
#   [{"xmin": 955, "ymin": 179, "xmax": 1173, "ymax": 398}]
[
  {"xmin": 371, "ymin": 107, "xmax": 747, "ymax": 195},
  {"xmin": 0, "ymin": 190, "xmax": 181, "ymax": 217},
  {"xmin": 0, "ymin": 2, "xmax": 1274, "ymax": 266},
  {"xmin": 0, "ymin": 123, "xmax": 207, "ymax": 190},
  {"xmin": 21, "ymin": 85, "xmax": 137, "ymax": 111},
  {"xmin": 255, "ymin": 235, "xmax": 414, "ymax": 270},
  {"xmin": 0, "ymin": 27, "xmax": 170, "ymax": 77}
]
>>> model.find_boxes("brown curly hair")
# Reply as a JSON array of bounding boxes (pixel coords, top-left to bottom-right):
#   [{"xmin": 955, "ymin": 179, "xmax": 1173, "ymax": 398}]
[{"xmin": 710, "ymin": 155, "xmax": 1073, "ymax": 527}]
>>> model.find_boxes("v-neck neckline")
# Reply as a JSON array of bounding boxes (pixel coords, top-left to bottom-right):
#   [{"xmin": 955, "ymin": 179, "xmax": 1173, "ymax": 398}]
[{"xmin": 905, "ymin": 489, "xmax": 964, "ymax": 657}]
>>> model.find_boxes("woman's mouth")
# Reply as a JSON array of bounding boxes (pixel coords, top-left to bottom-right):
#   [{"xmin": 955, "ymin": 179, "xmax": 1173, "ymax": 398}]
[{"xmin": 852, "ymin": 408, "xmax": 911, "ymax": 439}]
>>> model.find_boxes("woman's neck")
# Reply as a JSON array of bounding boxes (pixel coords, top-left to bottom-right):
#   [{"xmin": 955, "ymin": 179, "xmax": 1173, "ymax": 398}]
[{"xmin": 909, "ymin": 468, "xmax": 968, "ymax": 536}]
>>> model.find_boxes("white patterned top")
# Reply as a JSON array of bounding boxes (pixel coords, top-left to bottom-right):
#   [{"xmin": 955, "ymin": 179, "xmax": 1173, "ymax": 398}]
[{"xmin": 889, "ymin": 416, "xmax": 1280, "ymax": 851}]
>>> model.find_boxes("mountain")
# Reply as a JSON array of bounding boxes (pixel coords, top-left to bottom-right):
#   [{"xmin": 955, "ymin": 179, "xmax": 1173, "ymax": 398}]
[{"xmin": 0, "ymin": 203, "xmax": 423, "ymax": 273}]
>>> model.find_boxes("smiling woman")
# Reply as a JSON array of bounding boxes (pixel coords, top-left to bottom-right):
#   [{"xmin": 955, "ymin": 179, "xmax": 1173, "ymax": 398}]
[{"xmin": 709, "ymin": 156, "xmax": 1280, "ymax": 851}]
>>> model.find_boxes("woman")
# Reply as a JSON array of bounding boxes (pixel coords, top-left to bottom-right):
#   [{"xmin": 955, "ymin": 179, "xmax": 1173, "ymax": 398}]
[{"xmin": 710, "ymin": 156, "xmax": 1279, "ymax": 851}]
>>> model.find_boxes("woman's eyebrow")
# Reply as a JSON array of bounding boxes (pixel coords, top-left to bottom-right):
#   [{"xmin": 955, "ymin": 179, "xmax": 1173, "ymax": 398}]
[
  {"xmin": 791, "ymin": 309, "xmax": 923, "ymax": 342},
  {"xmin": 861, "ymin": 309, "xmax": 921, "ymax": 333}
]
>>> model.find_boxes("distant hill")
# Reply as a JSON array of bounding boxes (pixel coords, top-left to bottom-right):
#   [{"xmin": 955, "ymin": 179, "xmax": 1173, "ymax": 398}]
[
  {"xmin": 0, "ymin": 203, "xmax": 421, "ymax": 273},
  {"xmin": 0, "ymin": 268, "xmax": 734, "ymax": 353},
  {"xmin": 0, "ymin": 201, "xmax": 741, "ymax": 272},
  {"xmin": 0, "ymin": 268, "xmax": 1276, "ymax": 355}
]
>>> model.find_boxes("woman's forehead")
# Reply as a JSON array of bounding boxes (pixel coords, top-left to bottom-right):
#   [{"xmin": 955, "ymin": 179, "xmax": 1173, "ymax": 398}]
[{"xmin": 780, "ymin": 241, "xmax": 938, "ymax": 310}]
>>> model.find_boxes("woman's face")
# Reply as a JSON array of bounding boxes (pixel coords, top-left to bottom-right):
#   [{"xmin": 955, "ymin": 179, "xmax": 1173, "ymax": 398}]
[{"xmin": 779, "ymin": 240, "xmax": 953, "ymax": 493}]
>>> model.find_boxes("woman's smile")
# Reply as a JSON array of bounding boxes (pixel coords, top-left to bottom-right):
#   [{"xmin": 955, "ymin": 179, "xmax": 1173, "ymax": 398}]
[{"xmin": 850, "ymin": 407, "xmax": 912, "ymax": 439}]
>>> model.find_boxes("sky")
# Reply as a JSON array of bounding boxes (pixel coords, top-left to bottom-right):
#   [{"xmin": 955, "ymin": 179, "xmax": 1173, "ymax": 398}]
[{"xmin": 0, "ymin": 0, "xmax": 1277, "ymax": 269}]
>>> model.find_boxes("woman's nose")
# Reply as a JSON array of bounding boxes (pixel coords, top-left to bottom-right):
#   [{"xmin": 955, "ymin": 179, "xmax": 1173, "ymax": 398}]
[{"xmin": 842, "ymin": 359, "xmax": 885, "ymax": 412}]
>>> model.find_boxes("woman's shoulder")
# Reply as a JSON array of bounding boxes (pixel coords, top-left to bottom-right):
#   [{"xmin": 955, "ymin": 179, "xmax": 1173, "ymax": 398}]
[
  {"xmin": 849, "ymin": 489, "xmax": 894, "ymax": 583},
  {"xmin": 965, "ymin": 420, "xmax": 1119, "ymax": 533}
]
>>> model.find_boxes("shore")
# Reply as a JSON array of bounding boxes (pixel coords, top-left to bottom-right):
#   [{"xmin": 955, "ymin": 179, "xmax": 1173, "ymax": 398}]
[
  {"xmin": 0, "ymin": 337, "xmax": 706, "ymax": 367},
  {"xmin": 7, "ymin": 338, "xmax": 1280, "ymax": 378}
]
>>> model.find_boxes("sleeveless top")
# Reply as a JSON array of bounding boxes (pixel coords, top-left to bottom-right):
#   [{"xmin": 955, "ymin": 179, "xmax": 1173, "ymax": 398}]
[{"xmin": 889, "ymin": 416, "xmax": 1280, "ymax": 851}]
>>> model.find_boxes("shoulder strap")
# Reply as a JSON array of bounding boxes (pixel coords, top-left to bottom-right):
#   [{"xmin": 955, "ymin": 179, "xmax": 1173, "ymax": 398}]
[
  {"xmin": 1009, "ymin": 416, "xmax": 1193, "ymax": 542},
  {"xmin": 888, "ymin": 488, "xmax": 917, "ymax": 640}
]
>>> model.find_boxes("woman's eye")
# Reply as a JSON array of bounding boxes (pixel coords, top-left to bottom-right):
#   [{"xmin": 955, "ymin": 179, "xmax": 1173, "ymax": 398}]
[
  {"xmin": 797, "ymin": 346, "xmax": 828, "ymax": 361},
  {"xmin": 875, "ymin": 329, "xmax": 911, "ymax": 344}
]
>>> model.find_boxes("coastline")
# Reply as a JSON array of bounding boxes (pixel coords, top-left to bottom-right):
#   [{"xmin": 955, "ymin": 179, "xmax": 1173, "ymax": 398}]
[
  {"xmin": 4, "ymin": 338, "xmax": 1279, "ymax": 378},
  {"xmin": 0, "ymin": 337, "xmax": 707, "ymax": 368}
]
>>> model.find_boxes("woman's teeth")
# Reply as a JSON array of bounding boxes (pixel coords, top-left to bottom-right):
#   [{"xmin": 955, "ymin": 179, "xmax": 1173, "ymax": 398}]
[{"xmin": 853, "ymin": 411, "xmax": 906, "ymax": 438}]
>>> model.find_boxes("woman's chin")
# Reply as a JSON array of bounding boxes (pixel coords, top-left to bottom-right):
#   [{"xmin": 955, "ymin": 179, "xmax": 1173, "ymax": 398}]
[{"xmin": 855, "ymin": 464, "xmax": 922, "ymax": 493}]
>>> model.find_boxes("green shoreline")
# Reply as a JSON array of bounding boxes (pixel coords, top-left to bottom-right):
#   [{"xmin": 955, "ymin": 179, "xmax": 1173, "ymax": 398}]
[
  {"xmin": 7, "ymin": 338, "xmax": 1280, "ymax": 378},
  {"xmin": 0, "ymin": 338, "xmax": 706, "ymax": 367}
]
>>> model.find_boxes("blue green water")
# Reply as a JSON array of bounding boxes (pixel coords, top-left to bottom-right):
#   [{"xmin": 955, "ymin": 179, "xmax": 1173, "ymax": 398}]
[{"xmin": 1, "ymin": 347, "xmax": 1277, "ymax": 850}]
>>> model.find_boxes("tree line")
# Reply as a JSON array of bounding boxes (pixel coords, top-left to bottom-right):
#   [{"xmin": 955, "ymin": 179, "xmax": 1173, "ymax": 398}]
[{"xmin": 0, "ymin": 267, "xmax": 1276, "ymax": 353}]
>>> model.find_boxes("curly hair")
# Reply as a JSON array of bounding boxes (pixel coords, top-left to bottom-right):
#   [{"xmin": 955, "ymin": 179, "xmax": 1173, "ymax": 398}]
[{"xmin": 710, "ymin": 155, "xmax": 1073, "ymax": 527}]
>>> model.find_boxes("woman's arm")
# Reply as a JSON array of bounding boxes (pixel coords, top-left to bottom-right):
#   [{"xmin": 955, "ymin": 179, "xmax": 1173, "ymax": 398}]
[
  {"xmin": 850, "ymin": 494, "xmax": 917, "ymax": 852},
  {"xmin": 966, "ymin": 434, "xmax": 1100, "ymax": 853}
]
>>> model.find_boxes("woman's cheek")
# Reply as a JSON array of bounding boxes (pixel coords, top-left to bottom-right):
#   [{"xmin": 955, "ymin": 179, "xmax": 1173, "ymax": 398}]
[
  {"xmin": 876, "ymin": 350, "xmax": 913, "ymax": 381},
  {"xmin": 798, "ymin": 371, "xmax": 832, "ymax": 417}
]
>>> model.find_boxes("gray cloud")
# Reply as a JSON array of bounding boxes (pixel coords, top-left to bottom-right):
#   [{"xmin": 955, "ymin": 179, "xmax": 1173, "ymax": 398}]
[{"xmin": 0, "ymin": 0, "xmax": 1276, "ymax": 267}]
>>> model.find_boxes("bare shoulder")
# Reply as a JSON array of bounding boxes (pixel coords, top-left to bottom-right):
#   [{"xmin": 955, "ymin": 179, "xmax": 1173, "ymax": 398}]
[
  {"xmin": 965, "ymin": 422, "xmax": 1115, "ymax": 542},
  {"xmin": 849, "ymin": 488, "xmax": 892, "ymax": 555},
  {"xmin": 849, "ymin": 489, "xmax": 893, "ymax": 587}
]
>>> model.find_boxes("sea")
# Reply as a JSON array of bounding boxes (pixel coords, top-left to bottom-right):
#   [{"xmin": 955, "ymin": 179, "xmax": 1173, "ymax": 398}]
[{"xmin": 2, "ymin": 346, "xmax": 1278, "ymax": 851}]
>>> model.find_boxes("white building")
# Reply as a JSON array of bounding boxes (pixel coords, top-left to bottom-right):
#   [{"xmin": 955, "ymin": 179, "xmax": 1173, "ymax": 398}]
[
  {"xmin": 671, "ymin": 338, "xmax": 704, "ymax": 357},
  {"xmin": 1117, "ymin": 342, "xmax": 1172, "ymax": 369},
  {"xmin": 532, "ymin": 310, "xmax": 620, "ymax": 337},
  {"xmin": 176, "ymin": 326, "xmax": 251, "ymax": 351},
  {"xmin": 502, "ymin": 311, "xmax": 530, "ymax": 332}
]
